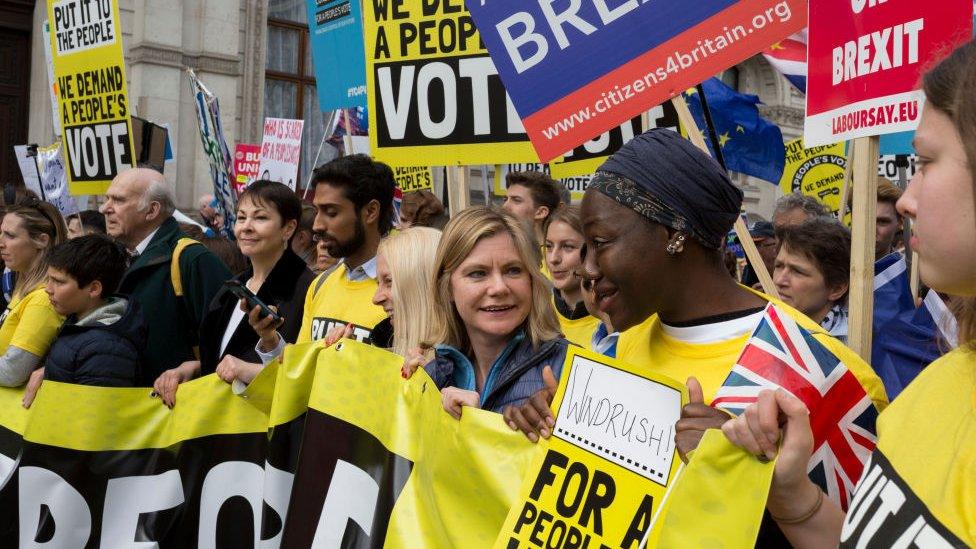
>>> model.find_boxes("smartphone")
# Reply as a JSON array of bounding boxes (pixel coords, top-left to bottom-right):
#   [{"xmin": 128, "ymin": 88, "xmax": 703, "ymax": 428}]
[{"xmin": 223, "ymin": 280, "xmax": 282, "ymax": 323}]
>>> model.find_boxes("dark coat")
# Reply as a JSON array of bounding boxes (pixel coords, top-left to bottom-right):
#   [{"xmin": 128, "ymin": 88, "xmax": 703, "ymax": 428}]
[
  {"xmin": 424, "ymin": 336, "xmax": 571, "ymax": 413},
  {"xmin": 118, "ymin": 217, "xmax": 231, "ymax": 385},
  {"xmin": 198, "ymin": 248, "xmax": 314, "ymax": 374},
  {"xmin": 43, "ymin": 297, "xmax": 146, "ymax": 387}
]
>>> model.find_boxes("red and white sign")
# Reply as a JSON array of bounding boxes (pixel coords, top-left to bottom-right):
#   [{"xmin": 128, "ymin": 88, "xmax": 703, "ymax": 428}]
[
  {"xmin": 258, "ymin": 117, "xmax": 304, "ymax": 191},
  {"xmin": 805, "ymin": 0, "xmax": 972, "ymax": 146},
  {"xmin": 233, "ymin": 143, "xmax": 261, "ymax": 193}
]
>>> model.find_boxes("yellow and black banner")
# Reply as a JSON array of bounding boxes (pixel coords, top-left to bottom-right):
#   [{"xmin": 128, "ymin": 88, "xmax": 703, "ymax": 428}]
[{"xmin": 0, "ymin": 341, "xmax": 774, "ymax": 547}]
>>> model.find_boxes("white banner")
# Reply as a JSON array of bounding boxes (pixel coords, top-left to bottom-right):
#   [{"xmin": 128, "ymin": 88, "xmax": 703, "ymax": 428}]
[{"xmin": 258, "ymin": 118, "xmax": 304, "ymax": 191}]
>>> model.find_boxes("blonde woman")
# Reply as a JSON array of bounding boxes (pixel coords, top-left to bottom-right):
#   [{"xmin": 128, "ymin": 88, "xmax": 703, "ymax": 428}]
[
  {"xmin": 402, "ymin": 207, "xmax": 568, "ymax": 422},
  {"xmin": 0, "ymin": 199, "xmax": 67, "ymax": 386},
  {"xmin": 370, "ymin": 227, "xmax": 441, "ymax": 356}
]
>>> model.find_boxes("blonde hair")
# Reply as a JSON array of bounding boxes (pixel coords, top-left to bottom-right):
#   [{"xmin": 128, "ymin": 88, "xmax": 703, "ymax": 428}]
[
  {"xmin": 377, "ymin": 227, "xmax": 442, "ymax": 356},
  {"xmin": 428, "ymin": 207, "xmax": 560, "ymax": 352},
  {"xmin": 7, "ymin": 201, "xmax": 67, "ymax": 300}
]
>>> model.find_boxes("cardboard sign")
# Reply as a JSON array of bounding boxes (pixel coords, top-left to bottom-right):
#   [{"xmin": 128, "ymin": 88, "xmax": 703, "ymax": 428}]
[
  {"xmin": 189, "ymin": 69, "xmax": 237, "ymax": 238},
  {"xmin": 233, "ymin": 143, "xmax": 261, "ymax": 192},
  {"xmin": 48, "ymin": 0, "xmax": 136, "ymax": 195},
  {"xmin": 467, "ymin": 0, "xmax": 804, "ymax": 161},
  {"xmin": 495, "ymin": 347, "xmax": 685, "ymax": 548},
  {"xmin": 258, "ymin": 118, "xmax": 304, "ymax": 191},
  {"xmin": 393, "ymin": 166, "xmax": 433, "ymax": 192},
  {"xmin": 364, "ymin": 0, "xmax": 539, "ymax": 166},
  {"xmin": 805, "ymin": 0, "xmax": 972, "ymax": 146},
  {"xmin": 779, "ymin": 138, "xmax": 848, "ymax": 214},
  {"xmin": 305, "ymin": 0, "xmax": 367, "ymax": 111},
  {"xmin": 495, "ymin": 163, "xmax": 592, "ymax": 202},
  {"xmin": 551, "ymin": 104, "xmax": 680, "ymax": 180}
]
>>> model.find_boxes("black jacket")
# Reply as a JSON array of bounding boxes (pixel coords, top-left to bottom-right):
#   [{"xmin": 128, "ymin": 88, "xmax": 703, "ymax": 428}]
[
  {"xmin": 198, "ymin": 248, "xmax": 315, "ymax": 374},
  {"xmin": 43, "ymin": 297, "xmax": 146, "ymax": 387},
  {"xmin": 119, "ymin": 217, "xmax": 231, "ymax": 384}
]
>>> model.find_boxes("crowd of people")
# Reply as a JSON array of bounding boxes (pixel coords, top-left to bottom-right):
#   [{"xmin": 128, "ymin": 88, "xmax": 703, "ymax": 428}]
[{"xmin": 1, "ymin": 39, "xmax": 973, "ymax": 546}]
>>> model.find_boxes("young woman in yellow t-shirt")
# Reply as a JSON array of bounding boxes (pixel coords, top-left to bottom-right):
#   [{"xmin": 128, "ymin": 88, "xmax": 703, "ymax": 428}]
[
  {"xmin": 723, "ymin": 41, "xmax": 976, "ymax": 547},
  {"xmin": 0, "ymin": 199, "xmax": 67, "ymax": 387},
  {"xmin": 543, "ymin": 205, "xmax": 600, "ymax": 348}
]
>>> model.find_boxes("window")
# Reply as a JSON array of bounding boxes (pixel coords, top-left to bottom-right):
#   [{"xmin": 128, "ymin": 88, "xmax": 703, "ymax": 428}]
[{"xmin": 265, "ymin": 0, "xmax": 335, "ymax": 193}]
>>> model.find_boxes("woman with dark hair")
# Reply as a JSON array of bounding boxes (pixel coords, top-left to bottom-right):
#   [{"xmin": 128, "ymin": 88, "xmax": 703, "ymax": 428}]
[
  {"xmin": 773, "ymin": 217, "xmax": 851, "ymax": 342},
  {"xmin": 722, "ymin": 40, "xmax": 976, "ymax": 547},
  {"xmin": 153, "ymin": 180, "xmax": 315, "ymax": 406}
]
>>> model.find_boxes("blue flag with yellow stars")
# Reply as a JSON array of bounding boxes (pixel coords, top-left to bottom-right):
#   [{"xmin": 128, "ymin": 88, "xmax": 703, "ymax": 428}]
[{"xmin": 684, "ymin": 78, "xmax": 785, "ymax": 184}]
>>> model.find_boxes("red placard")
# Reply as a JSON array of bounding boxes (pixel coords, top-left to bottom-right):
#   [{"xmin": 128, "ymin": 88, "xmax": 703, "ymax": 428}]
[
  {"xmin": 805, "ymin": 0, "xmax": 971, "ymax": 146},
  {"xmin": 233, "ymin": 143, "xmax": 261, "ymax": 194}
]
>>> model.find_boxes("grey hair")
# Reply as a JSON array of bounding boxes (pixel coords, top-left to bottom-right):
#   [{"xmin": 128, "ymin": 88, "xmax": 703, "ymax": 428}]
[
  {"xmin": 137, "ymin": 173, "xmax": 177, "ymax": 217},
  {"xmin": 773, "ymin": 192, "xmax": 828, "ymax": 219}
]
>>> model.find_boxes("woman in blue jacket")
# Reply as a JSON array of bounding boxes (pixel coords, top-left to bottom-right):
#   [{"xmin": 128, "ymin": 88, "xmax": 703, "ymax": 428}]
[{"xmin": 404, "ymin": 207, "xmax": 569, "ymax": 419}]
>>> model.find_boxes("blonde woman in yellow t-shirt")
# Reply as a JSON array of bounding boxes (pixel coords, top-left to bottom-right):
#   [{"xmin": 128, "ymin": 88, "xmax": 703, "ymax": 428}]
[
  {"xmin": 543, "ymin": 205, "xmax": 599, "ymax": 348},
  {"xmin": 723, "ymin": 41, "xmax": 976, "ymax": 547},
  {"xmin": 0, "ymin": 199, "xmax": 67, "ymax": 387}
]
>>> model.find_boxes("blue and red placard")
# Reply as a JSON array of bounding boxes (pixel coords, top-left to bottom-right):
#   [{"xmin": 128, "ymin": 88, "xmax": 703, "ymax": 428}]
[{"xmin": 467, "ymin": 0, "xmax": 805, "ymax": 161}]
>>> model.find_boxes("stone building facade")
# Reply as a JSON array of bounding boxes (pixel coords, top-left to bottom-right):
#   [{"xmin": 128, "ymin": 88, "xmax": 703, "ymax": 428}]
[{"xmin": 13, "ymin": 0, "xmax": 801, "ymax": 219}]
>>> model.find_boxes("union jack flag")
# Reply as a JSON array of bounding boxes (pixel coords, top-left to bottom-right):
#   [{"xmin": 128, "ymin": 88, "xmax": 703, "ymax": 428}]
[
  {"xmin": 712, "ymin": 304, "xmax": 878, "ymax": 509},
  {"xmin": 761, "ymin": 31, "xmax": 807, "ymax": 94}
]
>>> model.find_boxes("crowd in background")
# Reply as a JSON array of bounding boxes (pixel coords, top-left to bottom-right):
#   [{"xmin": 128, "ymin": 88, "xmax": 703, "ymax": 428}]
[{"xmin": 0, "ymin": 39, "xmax": 973, "ymax": 548}]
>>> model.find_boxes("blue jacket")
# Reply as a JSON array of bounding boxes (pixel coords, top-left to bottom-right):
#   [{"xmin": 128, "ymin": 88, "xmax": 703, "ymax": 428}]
[
  {"xmin": 424, "ymin": 335, "xmax": 571, "ymax": 413},
  {"xmin": 43, "ymin": 297, "xmax": 146, "ymax": 387}
]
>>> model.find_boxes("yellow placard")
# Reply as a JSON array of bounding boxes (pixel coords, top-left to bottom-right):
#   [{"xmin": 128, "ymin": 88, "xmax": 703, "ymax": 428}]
[
  {"xmin": 779, "ymin": 138, "xmax": 848, "ymax": 215},
  {"xmin": 364, "ymin": 0, "xmax": 539, "ymax": 166},
  {"xmin": 394, "ymin": 165, "xmax": 433, "ymax": 192},
  {"xmin": 495, "ymin": 347, "xmax": 686, "ymax": 548},
  {"xmin": 48, "ymin": 0, "xmax": 136, "ymax": 195},
  {"xmin": 494, "ymin": 163, "xmax": 592, "ymax": 202}
]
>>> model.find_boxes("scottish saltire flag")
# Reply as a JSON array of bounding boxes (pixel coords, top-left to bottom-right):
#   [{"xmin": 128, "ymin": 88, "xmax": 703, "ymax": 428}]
[
  {"xmin": 872, "ymin": 290, "xmax": 958, "ymax": 400},
  {"xmin": 761, "ymin": 31, "xmax": 807, "ymax": 93},
  {"xmin": 683, "ymin": 79, "xmax": 786, "ymax": 184},
  {"xmin": 873, "ymin": 252, "xmax": 915, "ymax": 328},
  {"xmin": 712, "ymin": 304, "xmax": 878, "ymax": 509}
]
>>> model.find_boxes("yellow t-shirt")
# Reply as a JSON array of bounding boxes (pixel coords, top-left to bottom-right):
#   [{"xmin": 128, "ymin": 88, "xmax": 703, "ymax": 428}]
[
  {"xmin": 298, "ymin": 264, "xmax": 387, "ymax": 345},
  {"xmin": 839, "ymin": 347, "xmax": 975, "ymax": 547},
  {"xmin": 0, "ymin": 285, "xmax": 64, "ymax": 357},
  {"xmin": 612, "ymin": 292, "xmax": 888, "ymax": 411},
  {"xmin": 553, "ymin": 303, "xmax": 600, "ymax": 349}
]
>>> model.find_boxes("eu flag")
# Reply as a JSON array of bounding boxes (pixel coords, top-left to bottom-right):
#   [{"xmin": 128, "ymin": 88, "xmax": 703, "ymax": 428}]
[{"xmin": 683, "ymin": 78, "xmax": 785, "ymax": 184}]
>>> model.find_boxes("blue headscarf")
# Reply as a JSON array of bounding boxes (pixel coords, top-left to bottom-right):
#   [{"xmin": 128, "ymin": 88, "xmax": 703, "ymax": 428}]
[{"xmin": 590, "ymin": 129, "xmax": 743, "ymax": 249}]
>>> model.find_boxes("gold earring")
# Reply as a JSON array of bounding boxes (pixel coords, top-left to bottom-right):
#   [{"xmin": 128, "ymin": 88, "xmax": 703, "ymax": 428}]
[{"xmin": 665, "ymin": 234, "xmax": 685, "ymax": 256}]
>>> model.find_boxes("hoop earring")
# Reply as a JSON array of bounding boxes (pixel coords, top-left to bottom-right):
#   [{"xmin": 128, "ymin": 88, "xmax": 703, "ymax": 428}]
[{"xmin": 665, "ymin": 234, "xmax": 685, "ymax": 256}]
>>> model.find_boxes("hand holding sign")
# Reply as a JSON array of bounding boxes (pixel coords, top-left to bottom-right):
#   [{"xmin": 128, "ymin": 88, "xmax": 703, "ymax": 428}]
[
  {"xmin": 674, "ymin": 376, "xmax": 732, "ymax": 463},
  {"xmin": 503, "ymin": 365, "xmax": 557, "ymax": 443}
]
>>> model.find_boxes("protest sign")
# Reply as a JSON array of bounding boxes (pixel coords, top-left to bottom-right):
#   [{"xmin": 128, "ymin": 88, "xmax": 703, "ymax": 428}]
[
  {"xmin": 258, "ymin": 117, "xmax": 304, "ymax": 191},
  {"xmin": 495, "ymin": 347, "xmax": 685, "ymax": 548},
  {"xmin": 805, "ymin": 0, "xmax": 972, "ymax": 146},
  {"xmin": 42, "ymin": 21, "xmax": 61, "ymax": 135},
  {"xmin": 13, "ymin": 143, "xmax": 79, "ymax": 218},
  {"xmin": 364, "ymin": 0, "xmax": 539, "ymax": 166},
  {"xmin": 394, "ymin": 166, "xmax": 433, "ymax": 192},
  {"xmin": 306, "ymin": 0, "xmax": 368, "ymax": 111},
  {"xmin": 188, "ymin": 69, "xmax": 237, "ymax": 238},
  {"xmin": 779, "ymin": 137, "xmax": 848, "ymax": 214},
  {"xmin": 47, "ymin": 0, "xmax": 136, "ymax": 195},
  {"xmin": 233, "ymin": 143, "xmax": 261, "ymax": 192},
  {"xmin": 550, "ymin": 104, "xmax": 680, "ymax": 180},
  {"xmin": 495, "ymin": 163, "xmax": 592, "ymax": 202},
  {"xmin": 878, "ymin": 153, "xmax": 917, "ymax": 184},
  {"xmin": 466, "ymin": 0, "xmax": 804, "ymax": 161}
]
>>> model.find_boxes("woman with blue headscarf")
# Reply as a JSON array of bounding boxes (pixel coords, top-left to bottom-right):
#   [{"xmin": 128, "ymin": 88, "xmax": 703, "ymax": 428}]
[{"xmin": 501, "ymin": 128, "xmax": 889, "ymax": 543}]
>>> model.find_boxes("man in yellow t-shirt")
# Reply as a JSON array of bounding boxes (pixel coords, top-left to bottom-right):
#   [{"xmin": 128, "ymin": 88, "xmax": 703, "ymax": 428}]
[{"xmin": 255, "ymin": 155, "xmax": 393, "ymax": 361}]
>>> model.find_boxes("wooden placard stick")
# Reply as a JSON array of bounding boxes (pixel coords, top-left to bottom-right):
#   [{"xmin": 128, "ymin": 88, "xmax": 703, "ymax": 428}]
[
  {"xmin": 446, "ymin": 166, "xmax": 470, "ymax": 217},
  {"xmin": 847, "ymin": 136, "xmax": 880, "ymax": 362},
  {"xmin": 838, "ymin": 140, "xmax": 855, "ymax": 222},
  {"xmin": 671, "ymin": 96, "xmax": 781, "ymax": 299}
]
